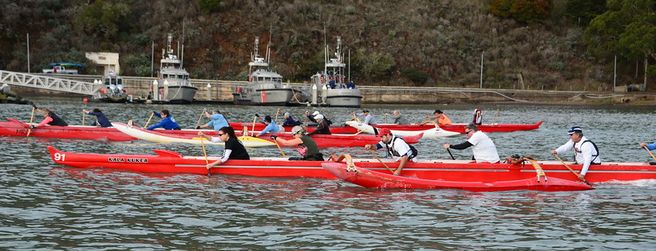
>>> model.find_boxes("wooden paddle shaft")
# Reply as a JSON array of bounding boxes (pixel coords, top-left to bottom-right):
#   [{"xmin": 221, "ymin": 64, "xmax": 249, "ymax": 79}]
[
  {"xmin": 643, "ymin": 145, "xmax": 656, "ymax": 161},
  {"xmin": 144, "ymin": 112, "xmax": 155, "ymax": 128},
  {"xmin": 251, "ymin": 116, "xmax": 256, "ymax": 136},
  {"xmin": 26, "ymin": 107, "xmax": 35, "ymax": 137},
  {"xmin": 370, "ymin": 149, "xmax": 395, "ymax": 174},
  {"xmin": 553, "ymin": 154, "xmax": 588, "ymax": 183},
  {"xmin": 195, "ymin": 108, "xmax": 206, "ymax": 128}
]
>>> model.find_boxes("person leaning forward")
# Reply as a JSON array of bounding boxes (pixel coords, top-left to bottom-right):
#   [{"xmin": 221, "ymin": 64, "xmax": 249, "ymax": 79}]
[
  {"xmin": 272, "ymin": 126, "xmax": 324, "ymax": 161},
  {"xmin": 197, "ymin": 126, "xmax": 250, "ymax": 170},
  {"xmin": 551, "ymin": 126, "xmax": 600, "ymax": 177},
  {"xmin": 443, "ymin": 123, "xmax": 500, "ymax": 163},
  {"xmin": 365, "ymin": 128, "xmax": 418, "ymax": 176}
]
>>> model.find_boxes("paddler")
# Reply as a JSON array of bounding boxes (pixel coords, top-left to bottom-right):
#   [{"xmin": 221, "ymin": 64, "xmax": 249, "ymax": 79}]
[
  {"xmin": 272, "ymin": 126, "xmax": 324, "ymax": 161},
  {"xmin": 307, "ymin": 113, "xmax": 331, "ymax": 135},
  {"xmin": 148, "ymin": 110, "xmax": 181, "ymax": 130},
  {"xmin": 196, "ymin": 110, "xmax": 229, "ymax": 130},
  {"xmin": 282, "ymin": 112, "xmax": 302, "ymax": 127},
  {"xmin": 422, "ymin": 109, "xmax": 452, "ymax": 127},
  {"xmin": 31, "ymin": 107, "xmax": 68, "ymax": 128},
  {"xmin": 353, "ymin": 109, "xmax": 376, "ymax": 125},
  {"xmin": 472, "ymin": 108, "xmax": 483, "ymax": 125},
  {"xmin": 364, "ymin": 128, "xmax": 418, "ymax": 175},
  {"xmin": 390, "ymin": 110, "xmax": 407, "ymax": 124},
  {"xmin": 443, "ymin": 123, "xmax": 500, "ymax": 163},
  {"xmin": 256, "ymin": 115, "xmax": 281, "ymax": 136},
  {"xmin": 198, "ymin": 126, "xmax": 250, "ymax": 169},
  {"xmin": 551, "ymin": 126, "xmax": 601, "ymax": 177},
  {"xmin": 82, "ymin": 108, "xmax": 112, "ymax": 127}
]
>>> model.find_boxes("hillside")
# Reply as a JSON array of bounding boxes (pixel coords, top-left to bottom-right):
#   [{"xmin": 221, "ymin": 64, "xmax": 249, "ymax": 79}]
[{"xmin": 0, "ymin": 0, "xmax": 649, "ymax": 91}]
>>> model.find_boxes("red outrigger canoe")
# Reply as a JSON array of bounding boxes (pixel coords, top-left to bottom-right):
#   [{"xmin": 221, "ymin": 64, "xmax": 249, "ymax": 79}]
[
  {"xmin": 322, "ymin": 162, "xmax": 591, "ymax": 191},
  {"xmin": 0, "ymin": 118, "xmax": 136, "ymax": 141},
  {"xmin": 1, "ymin": 119, "xmax": 421, "ymax": 148},
  {"xmin": 229, "ymin": 121, "xmax": 543, "ymax": 134},
  {"xmin": 48, "ymin": 146, "xmax": 656, "ymax": 191}
]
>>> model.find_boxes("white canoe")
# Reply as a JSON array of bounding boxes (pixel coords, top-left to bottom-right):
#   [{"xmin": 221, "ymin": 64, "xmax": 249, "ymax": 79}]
[
  {"xmin": 344, "ymin": 121, "xmax": 460, "ymax": 140},
  {"xmin": 113, "ymin": 123, "xmax": 275, "ymax": 147}
]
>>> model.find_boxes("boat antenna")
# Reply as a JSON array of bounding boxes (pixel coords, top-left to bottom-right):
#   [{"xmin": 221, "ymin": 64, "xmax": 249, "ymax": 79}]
[
  {"xmin": 348, "ymin": 49, "xmax": 351, "ymax": 82},
  {"xmin": 267, "ymin": 24, "xmax": 272, "ymax": 65},
  {"xmin": 181, "ymin": 18, "xmax": 185, "ymax": 68}
]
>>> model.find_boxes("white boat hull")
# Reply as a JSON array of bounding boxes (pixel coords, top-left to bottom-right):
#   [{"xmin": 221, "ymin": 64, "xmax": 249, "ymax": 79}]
[
  {"xmin": 113, "ymin": 123, "xmax": 275, "ymax": 147},
  {"xmin": 344, "ymin": 121, "xmax": 460, "ymax": 140}
]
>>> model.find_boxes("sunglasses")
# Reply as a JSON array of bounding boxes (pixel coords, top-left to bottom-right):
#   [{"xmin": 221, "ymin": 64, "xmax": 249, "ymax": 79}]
[{"xmin": 217, "ymin": 133, "xmax": 225, "ymax": 136}]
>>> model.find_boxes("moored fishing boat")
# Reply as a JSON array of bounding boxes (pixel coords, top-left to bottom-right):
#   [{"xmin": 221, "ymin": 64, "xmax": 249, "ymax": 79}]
[
  {"xmin": 48, "ymin": 147, "xmax": 656, "ymax": 190},
  {"xmin": 229, "ymin": 120, "xmax": 543, "ymax": 134},
  {"xmin": 152, "ymin": 33, "xmax": 197, "ymax": 104},
  {"xmin": 112, "ymin": 122, "xmax": 423, "ymax": 148},
  {"xmin": 232, "ymin": 36, "xmax": 293, "ymax": 105}
]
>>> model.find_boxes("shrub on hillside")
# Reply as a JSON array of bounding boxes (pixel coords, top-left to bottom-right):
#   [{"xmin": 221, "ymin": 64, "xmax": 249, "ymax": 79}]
[{"xmin": 401, "ymin": 68, "xmax": 429, "ymax": 85}]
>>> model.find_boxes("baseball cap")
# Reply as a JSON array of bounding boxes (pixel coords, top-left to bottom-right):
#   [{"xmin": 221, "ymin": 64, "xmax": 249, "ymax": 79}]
[
  {"xmin": 312, "ymin": 111, "xmax": 320, "ymax": 116},
  {"xmin": 291, "ymin": 126, "xmax": 305, "ymax": 135},
  {"xmin": 568, "ymin": 126, "xmax": 582, "ymax": 135},
  {"xmin": 378, "ymin": 128, "xmax": 391, "ymax": 136},
  {"xmin": 314, "ymin": 114, "xmax": 324, "ymax": 120}
]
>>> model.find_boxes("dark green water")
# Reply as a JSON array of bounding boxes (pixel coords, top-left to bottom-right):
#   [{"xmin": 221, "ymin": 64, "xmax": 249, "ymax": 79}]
[{"xmin": 1, "ymin": 99, "xmax": 655, "ymax": 249}]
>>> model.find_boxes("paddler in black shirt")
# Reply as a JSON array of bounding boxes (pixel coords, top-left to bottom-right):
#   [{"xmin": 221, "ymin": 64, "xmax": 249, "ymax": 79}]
[
  {"xmin": 31, "ymin": 108, "xmax": 68, "ymax": 128},
  {"xmin": 197, "ymin": 126, "xmax": 250, "ymax": 170}
]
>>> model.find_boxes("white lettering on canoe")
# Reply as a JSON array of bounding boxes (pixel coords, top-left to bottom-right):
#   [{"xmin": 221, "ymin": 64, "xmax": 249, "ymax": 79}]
[
  {"xmin": 108, "ymin": 157, "xmax": 125, "ymax": 162},
  {"xmin": 126, "ymin": 158, "xmax": 148, "ymax": 163}
]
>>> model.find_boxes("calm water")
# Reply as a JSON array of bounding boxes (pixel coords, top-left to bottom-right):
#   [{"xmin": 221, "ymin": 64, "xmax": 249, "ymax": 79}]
[{"xmin": 1, "ymin": 99, "xmax": 656, "ymax": 249}]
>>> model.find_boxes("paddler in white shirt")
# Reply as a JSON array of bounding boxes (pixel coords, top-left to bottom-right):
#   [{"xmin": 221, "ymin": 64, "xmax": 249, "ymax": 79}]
[{"xmin": 443, "ymin": 123, "xmax": 500, "ymax": 163}]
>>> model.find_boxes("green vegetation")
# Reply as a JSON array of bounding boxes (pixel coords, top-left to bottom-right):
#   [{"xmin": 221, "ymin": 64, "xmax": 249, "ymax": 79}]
[{"xmin": 0, "ymin": 0, "xmax": 653, "ymax": 90}]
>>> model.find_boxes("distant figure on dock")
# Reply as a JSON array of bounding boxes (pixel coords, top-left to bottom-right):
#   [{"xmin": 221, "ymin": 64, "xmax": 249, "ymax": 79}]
[
  {"xmin": 390, "ymin": 110, "xmax": 407, "ymax": 124},
  {"xmin": 472, "ymin": 108, "xmax": 483, "ymax": 125},
  {"xmin": 83, "ymin": 108, "xmax": 112, "ymax": 127},
  {"xmin": 197, "ymin": 110, "xmax": 228, "ymax": 131},
  {"xmin": 282, "ymin": 112, "xmax": 302, "ymax": 127},
  {"xmin": 148, "ymin": 110, "xmax": 181, "ymax": 130},
  {"xmin": 422, "ymin": 109, "xmax": 452, "ymax": 127},
  {"xmin": 346, "ymin": 81, "xmax": 355, "ymax": 89},
  {"xmin": 32, "ymin": 108, "xmax": 68, "ymax": 128}
]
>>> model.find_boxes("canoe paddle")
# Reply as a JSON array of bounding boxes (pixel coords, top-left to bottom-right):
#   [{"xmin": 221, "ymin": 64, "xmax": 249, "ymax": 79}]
[
  {"xmin": 369, "ymin": 149, "xmax": 395, "ymax": 174},
  {"xmin": 642, "ymin": 145, "xmax": 656, "ymax": 162},
  {"xmin": 26, "ymin": 106, "xmax": 36, "ymax": 137},
  {"xmin": 446, "ymin": 148, "xmax": 455, "ymax": 160},
  {"xmin": 144, "ymin": 112, "xmax": 155, "ymax": 128},
  {"xmin": 200, "ymin": 136, "xmax": 210, "ymax": 176},
  {"xmin": 552, "ymin": 153, "xmax": 590, "ymax": 185},
  {"xmin": 271, "ymin": 136, "xmax": 286, "ymax": 157},
  {"xmin": 195, "ymin": 108, "xmax": 206, "ymax": 129},
  {"xmin": 251, "ymin": 115, "xmax": 257, "ymax": 136}
]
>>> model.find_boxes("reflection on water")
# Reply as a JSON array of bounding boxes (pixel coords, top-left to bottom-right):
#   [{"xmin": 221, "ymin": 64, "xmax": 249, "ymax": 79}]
[{"xmin": 1, "ymin": 99, "xmax": 656, "ymax": 249}]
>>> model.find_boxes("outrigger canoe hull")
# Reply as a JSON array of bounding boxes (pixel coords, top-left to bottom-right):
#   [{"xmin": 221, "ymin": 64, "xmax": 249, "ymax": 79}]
[
  {"xmin": 230, "ymin": 121, "xmax": 543, "ymax": 134},
  {"xmin": 322, "ymin": 163, "xmax": 592, "ymax": 191},
  {"xmin": 48, "ymin": 147, "xmax": 656, "ymax": 187}
]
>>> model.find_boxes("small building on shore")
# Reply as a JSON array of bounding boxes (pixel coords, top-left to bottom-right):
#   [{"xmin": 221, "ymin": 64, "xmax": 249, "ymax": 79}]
[{"xmin": 85, "ymin": 52, "xmax": 120, "ymax": 75}]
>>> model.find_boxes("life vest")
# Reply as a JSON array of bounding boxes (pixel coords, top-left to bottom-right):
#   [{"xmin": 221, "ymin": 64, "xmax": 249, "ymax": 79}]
[
  {"xmin": 384, "ymin": 136, "xmax": 417, "ymax": 159},
  {"xmin": 575, "ymin": 140, "xmax": 600, "ymax": 165}
]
